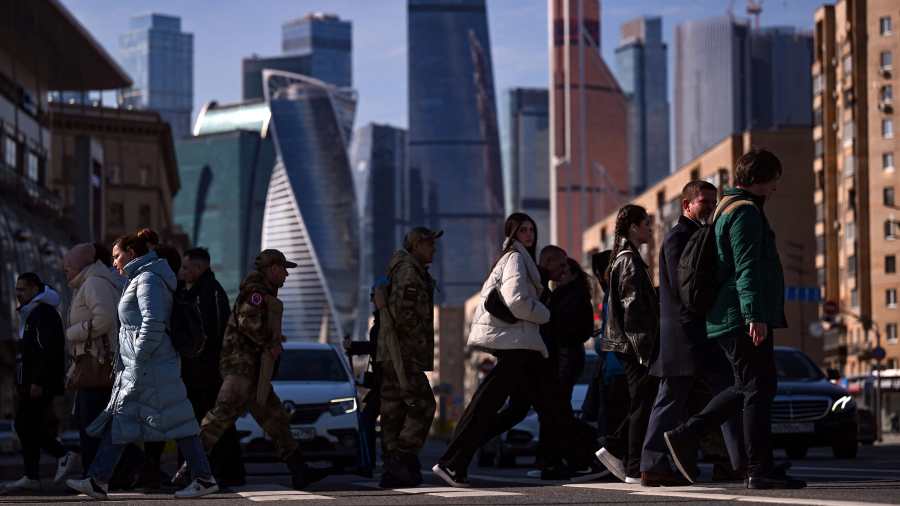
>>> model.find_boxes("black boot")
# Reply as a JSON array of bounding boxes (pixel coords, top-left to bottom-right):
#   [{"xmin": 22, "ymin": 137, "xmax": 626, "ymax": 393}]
[
  {"xmin": 285, "ymin": 451, "xmax": 328, "ymax": 490},
  {"xmin": 403, "ymin": 453, "xmax": 423, "ymax": 486},
  {"xmin": 379, "ymin": 453, "xmax": 418, "ymax": 488}
]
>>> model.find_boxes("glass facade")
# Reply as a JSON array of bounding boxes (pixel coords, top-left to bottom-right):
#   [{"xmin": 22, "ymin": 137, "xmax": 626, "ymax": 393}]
[
  {"xmin": 119, "ymin": 14, "xmax": 194, "ymax": 139},
  {"xmin": 282, "ymin": 14, "xmax": 352, "ymax": 88},
  {"xmin": 261, "ymin": 71, "xmax": 359, "ymax": 342},
  {"xmin": 504, "ymin": 88, "xmax": 549, "ymax": 249},
  {"xmin": 615, "ymin": 17, "xmax": 671, "ymax": 195},
  {"xmin": 408, "ymin": 0, "xmax": 504, "ymax": 304},
  {"xmin": 242, "ymin": 54, "xmax": 312, "ymax": 101}
]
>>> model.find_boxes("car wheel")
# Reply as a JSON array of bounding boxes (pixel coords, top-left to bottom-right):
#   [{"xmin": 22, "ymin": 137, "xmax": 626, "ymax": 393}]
[
  {"xmin": 496, "ymin": 447, "xmax": 516, "ymax": 468},
  {"xmin": 785, "ymin": 445, "xmax": 808, "ymax": 459},
  {"xmin": 477, "ymin": 448, "xmax": 496, "ymax": 468},
  {"xmin": 832, "ymin": 439, "xmax": 858, "ymax": 459}
]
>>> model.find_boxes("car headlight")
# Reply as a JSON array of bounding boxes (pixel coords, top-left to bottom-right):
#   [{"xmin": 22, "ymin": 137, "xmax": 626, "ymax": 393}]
[
  {"xmin": 831, "ymin": 395, "xmax": 856, "ymax": 412},
  {"xmin": 329, "ymin": 397, "xmax": 357, "ymax": 415}
]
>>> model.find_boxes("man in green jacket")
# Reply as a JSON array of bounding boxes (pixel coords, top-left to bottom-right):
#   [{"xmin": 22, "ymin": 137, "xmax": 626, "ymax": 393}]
[{"xmin": 663, "ymin": 148, "xmax": 806, "ymax": 489}]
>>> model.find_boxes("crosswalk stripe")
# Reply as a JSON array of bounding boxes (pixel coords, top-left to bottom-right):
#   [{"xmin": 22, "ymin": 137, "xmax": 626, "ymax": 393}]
[
  {"xmin": 354, "ymin": 481, "xmax": 522, "ymax": 497},
  {"xmin": 234, "ymin": 484, "xmax": 333, "ymax": 501}
]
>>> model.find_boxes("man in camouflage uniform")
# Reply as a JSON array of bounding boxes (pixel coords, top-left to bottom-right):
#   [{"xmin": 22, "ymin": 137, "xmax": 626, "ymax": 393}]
[
  {"xmin": 176, "ymin": 249, "xmax": 326, "ymax": 490},
  {"xmin": 376, "ymin": 227, "xmax": 440, "ymax": 488}
]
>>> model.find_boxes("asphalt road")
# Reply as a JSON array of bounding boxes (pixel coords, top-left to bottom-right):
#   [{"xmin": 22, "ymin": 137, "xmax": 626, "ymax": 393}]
[{"xmin": 2, "ymin": 441, "xmax": 899, "ymax": 505}]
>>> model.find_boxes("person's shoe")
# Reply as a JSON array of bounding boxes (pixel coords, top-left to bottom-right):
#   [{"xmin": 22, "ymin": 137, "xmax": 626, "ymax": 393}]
[
  {"xmin": 402, "ymin": 453, "xmax": 423, "ymax": 486},
  {"xmin": 624, "ymin": 475, "xmax": 641, "ymax": 484},
  {"xmin": 432, "ymin": 463, "xmax": 470, "ymax": 488},
  {"xmin": 135, "ymin": 465, "xmax": 162, "ymax": 491},
  {"xmin": 540, "ymin": 465, "xmax": 573, "ymax": 480},
  {"xmin": 712, "ymin": 463, "xmax": 746, "ymax": 482},
  {"xmin": 171, "ymin": 461, "xmax": 191, "ymax": 488},
  {"xmin": 66, "ymin": 477, "xmax": 108, "ymax": 500},
  {"xmin": 174, "ymin": 477, "xmax": 219, "ymax": 498},
  {"xmin": 54, "ymin": 451, "xmax": 80, "ymax": 483},
  {"xmin": 568, "ymin": 457, "xmax": 611, "ymax": 482},
  {"xmin": 595, "ymin": 447, "xmax": 626, "ymax": 483},
  {"xmin": 285, "ymin": 451, "xmax": 329, "ymax": 490},
  {"xmin": 640, "ymin": 471, "xmax": 691, "ymax": 487},
  {"xmin": 2, "ymin": 476, "xmax": 41, "ymax": 494},
  {"xmin": 746, "ymin": 474, "xmax": 807, "ymax": 489},
  {"xmin": 663, "ymin": 429, "xmax": 699, "ymax": 484}
]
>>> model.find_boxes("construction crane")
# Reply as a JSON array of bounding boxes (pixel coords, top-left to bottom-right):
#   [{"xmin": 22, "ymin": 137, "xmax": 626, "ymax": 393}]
[{"xmin": 747, "ymin": 0, "xmax": 764, "ymax": 29}]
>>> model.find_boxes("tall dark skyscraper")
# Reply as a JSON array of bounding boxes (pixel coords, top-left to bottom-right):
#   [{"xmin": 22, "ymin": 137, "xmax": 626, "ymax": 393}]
[
  {"xmin": 504, "ymin": 88, "xmax": 549, "ymax": 248},
  {"xmin": 616, "ymin": 16, "xmax": 670, "ymax": 195},
  {"xmin": 675, "ymin": 16, "xmax": 812, "ymax": 167},
  {"xmin": 407, "ymin": 0, "xmax": 504, "ymax": 304},
  {"xmin": 282, "ymin": 13, "xmax": 352, "ymax": 88}
]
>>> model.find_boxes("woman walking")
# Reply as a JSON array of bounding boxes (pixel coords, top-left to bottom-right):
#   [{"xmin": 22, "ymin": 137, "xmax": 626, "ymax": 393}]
[
  {"xmin": 66, "ymin": 234, "xmax": 218, "ymax": 500},
  {"xmin": 595, "ymin": 204, "xmax": 660, "ymax": 484}
]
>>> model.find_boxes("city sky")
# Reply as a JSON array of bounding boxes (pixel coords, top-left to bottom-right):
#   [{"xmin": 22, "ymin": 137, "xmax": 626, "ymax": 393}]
[{"xmin": 61, "ymin": 0, "xmax": 825, "ymax": 131}]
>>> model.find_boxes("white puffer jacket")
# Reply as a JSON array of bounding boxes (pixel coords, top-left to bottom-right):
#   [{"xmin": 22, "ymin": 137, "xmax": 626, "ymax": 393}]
[
  {"xmin": 67, "ymin": 260, "xmax": 124, "ymax": 360},
  {"xmin": 467, "ymin": 240, "xmax": 550, "ymax": 357}
]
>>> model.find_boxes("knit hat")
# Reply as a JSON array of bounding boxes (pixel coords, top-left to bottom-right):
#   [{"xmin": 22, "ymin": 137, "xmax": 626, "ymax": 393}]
[{"xmin": 64, "ymin": 243, "xmax": 96, "ymax": 274}]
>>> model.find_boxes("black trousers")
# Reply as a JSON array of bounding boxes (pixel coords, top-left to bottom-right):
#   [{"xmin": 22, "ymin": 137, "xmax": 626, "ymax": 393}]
[
  {"xmin": 557, "ymin": 345, "xmax": 586, "ymax": 403},
  {"xmin": 603, "ymin": 353, "xmax": 658, "ymax": 477},
  {"xmin": 358, "ymin": 379, "xmax": 381, "ymax": 471},
  {"xmin": 682, "ymin": 330, "xmax": 776, "ymax": 477},
  {"xmin": 15, "ymin": 392, "xmax": 66, "ymax": 479}
]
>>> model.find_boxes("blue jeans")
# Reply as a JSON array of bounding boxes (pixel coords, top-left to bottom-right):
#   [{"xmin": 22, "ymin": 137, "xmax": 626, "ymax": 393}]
[{"xmin": 89, "ymin": 426, "xmax": 212, "ymax": 485}]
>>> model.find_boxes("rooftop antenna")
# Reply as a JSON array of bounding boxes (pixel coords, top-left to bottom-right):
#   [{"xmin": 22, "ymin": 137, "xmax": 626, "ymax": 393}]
[{"xmin": 747, "ymin": 0, "xmax": 764, "ymax": 29}]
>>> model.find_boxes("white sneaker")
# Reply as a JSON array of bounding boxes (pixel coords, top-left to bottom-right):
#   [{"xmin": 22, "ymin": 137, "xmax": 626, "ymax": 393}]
[
  {"xmin": 65, "ymin": 477, "xmax": 108, "ymax": 500},
  {"xmin": 54, "ymin": 451, "xmax": 80, "ymax": 483},
  {"xmin": 174, "ymin": 477, "xmax": 219, "ymax": 498},
  {"xmin": 1, "ymin": 476, "xmax": 41, "ymax": 493},
  {"xmin": 625, "ymin": 476, "xmax": 641, "ymax": 484},
  {"xmin": 595, "ymin": 447, "xmax": 627, "ymax": 483}
]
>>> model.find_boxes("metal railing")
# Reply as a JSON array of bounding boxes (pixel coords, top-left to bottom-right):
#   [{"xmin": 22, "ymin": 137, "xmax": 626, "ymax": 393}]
[{"xmin": 0, "ymin": 162, "xmax": 64, "ymax": 217}]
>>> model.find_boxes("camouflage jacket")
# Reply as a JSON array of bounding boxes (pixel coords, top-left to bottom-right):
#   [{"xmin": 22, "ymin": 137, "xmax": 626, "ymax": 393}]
[
  {"xmin": 220, "ymin": 271, "xmax": 283, "ymax": 377},
  {"xmin": 377, "ymin": 250, "xmax": 435, "ymax": 372}
]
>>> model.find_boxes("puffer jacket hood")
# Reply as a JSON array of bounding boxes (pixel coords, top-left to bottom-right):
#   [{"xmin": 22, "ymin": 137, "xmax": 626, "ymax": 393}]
[
  {"xmin": 124, "ymin": 251, "xmax": 177, "ymax": 291},
  {"xmin": 17, "ymin": 286, "xmax": 61, "ymax": 339},
  {"xmin": 66, "ymin": 260, "xmax": 125, "ymax": 359},
  {"xmin": 70, "ymin": 260, "xmax": 124, "ymax": 291}
]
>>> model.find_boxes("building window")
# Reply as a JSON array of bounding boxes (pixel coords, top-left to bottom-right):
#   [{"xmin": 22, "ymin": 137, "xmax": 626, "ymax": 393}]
[
  {"xmin": 815, "ymin": 139, "xmax": 824, "ymax": 158},
  {"xmin": 887, "ymin": 219, "xmax": 897, "ymax": 239},
  {"xmin": 888, "ymin": 288, "xmax": 898, "ymax": 308},
  {"xmin": 816, "ymin": 202, "xmax": 824, "ymax": 223},
  {"xmin": 843, "ymin": 120, "xmax": 855, "ymax": 146},
  {"xmin": 848, "ymin": 254, "xmax": 857, "ymax": 275},
  {"xmin": 26, "ymin": 151, "xmax": 38, "ymax": 182},
  {"xmin": 884, "ymin": 119, "xmax": 894, "ymax": 139},
  {"xmin": 3, "ymin": 137, "xmax": 16, "ymax": 169},
  {"xmin": 881, "ymin": 16, "xmax": 893, "ymax": 36},
  {"xmin": 109, "ymin": 164, "xmax": 122, "ymax": 185},
  {"xmin": 883, "ymin": 85, "xmax": 894, "ymax": 102},
  {"xmin": 887, "ymin": 323, "xmax": 898, "ymax": 344},
  {"xmin": 881, "ymin": 51, "xmax": 893, "ymax": 71},
  {"xmin": 843, "ymin": 54, "xmax": 852, "ymax": 74},
  {"xmin": 139, "ymin": 167, "xmax": 149, "ymax": 186},
  {"xmin": 138, "ymin": 204, "xmax": 152, "ymax": 227},
  {"xmin": 887, "ymin": 187, "xmax": 897, "ymax": 207},
  {"xmin": 886, "ymin": 152, "xmax": 896, "ymax": 171},
  {"xmin": 851, "ymin": 288, "xmax": 859, "ymax": 308},
  {"xmin": 109, "ymin": 202, "xmax": 124, "ymax": 227},
  {"xmin": 817, "ymin": 267, "xmax": 826, "ymax": 286},
  {"xmin": 887, "ymin": 255, "xmax": 897, "ymax": 274}
]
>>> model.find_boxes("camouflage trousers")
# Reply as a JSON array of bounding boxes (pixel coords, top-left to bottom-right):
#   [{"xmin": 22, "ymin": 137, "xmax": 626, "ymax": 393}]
[
  {"xmin": 379, "ymin": 363, "xmax": 436, "ymax": 456},
  {"xmin": 200, "ymin": 374, "xmax": 298, "ymax": 461}
]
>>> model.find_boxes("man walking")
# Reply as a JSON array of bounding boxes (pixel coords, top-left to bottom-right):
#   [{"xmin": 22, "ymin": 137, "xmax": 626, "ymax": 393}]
[
  {"xmin": 4, "ymin": 273, "xmax": 76, "ymax": 493},
  {"xmin": 663, "ymin": 149, "xmax": 805, "ymax": 489},
  {"xmin": 176, "ymin": 249, "xmax": 327, "ymax": 490},
  {"xmin": 377, "ymin": 227, "xmax": 439, "ymax": 488},
  {"xmin": 177, "ymin": 248, "xmax": 246, "ymax": 486},
  {"xmin": 640, "ymin": 181, "xmax": 745, "ymax": 486}
]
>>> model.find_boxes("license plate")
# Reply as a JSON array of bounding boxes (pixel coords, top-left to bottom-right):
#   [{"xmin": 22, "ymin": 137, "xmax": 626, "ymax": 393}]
[
  {"xmin": 771, "ymin": 422, "xmax": 814, "ymax": 434},
  {"xmin": 291, "ymin": 427, "xmax": 316, "ymax": 440}
]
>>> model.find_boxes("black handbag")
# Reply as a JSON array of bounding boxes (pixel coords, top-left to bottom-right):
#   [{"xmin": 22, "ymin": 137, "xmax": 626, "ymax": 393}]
[{"xmin": 485, "ymin": 288, "xmax": 518, "ymax": 324}]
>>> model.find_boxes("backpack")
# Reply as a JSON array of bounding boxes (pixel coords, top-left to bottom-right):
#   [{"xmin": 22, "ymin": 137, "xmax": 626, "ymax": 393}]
[
  {"xmin": 676, "ymin": 195, "xmax": 755, "ymax": 315},
  {"xmin": 147, "ymin": 271, "xmax": 207, "ymax": 358}
]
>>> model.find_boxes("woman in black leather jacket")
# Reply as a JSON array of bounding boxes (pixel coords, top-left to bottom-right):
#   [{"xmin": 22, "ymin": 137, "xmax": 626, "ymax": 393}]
[{"xmin": 595, "ymin": 204, "xmax": 660, "ymax": 484}]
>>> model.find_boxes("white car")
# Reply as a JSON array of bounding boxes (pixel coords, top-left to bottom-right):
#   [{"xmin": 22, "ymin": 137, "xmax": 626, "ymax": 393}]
[{"xmin": 235, "ymin": 342, "xmax": 360, "ymax": 470}]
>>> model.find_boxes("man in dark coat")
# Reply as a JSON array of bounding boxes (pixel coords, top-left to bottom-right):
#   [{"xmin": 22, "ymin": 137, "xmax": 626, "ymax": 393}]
[
  {"xmin": 178, "ymin": 248, "xmax": 246, "ymax": 486},
  {"xmin": 639, "ymin": 181, "xmax": 746, "ymax": 486}
]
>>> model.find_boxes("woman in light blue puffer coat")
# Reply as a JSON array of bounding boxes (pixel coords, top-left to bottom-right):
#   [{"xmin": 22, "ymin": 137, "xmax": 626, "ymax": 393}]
[{"xmin": 66, "ymin": 234, "xmax": 218, "ymax": 500}]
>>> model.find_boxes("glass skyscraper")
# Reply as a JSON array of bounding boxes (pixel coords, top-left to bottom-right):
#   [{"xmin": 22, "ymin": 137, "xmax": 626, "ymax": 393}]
[
  {"xmin": 504, "ymin": 88, "xmax": 549, "ymax": 249},
  {"xmin": 282, "ymin": 13, "xmax": 352, "ymax": 88},
  {"xmin": 408, "ymin": 0, "xmax": 504, "ymax": 304},
  {"xmin": 119, "ymin": 14, "xmax": 193, "ymax": 140},
  {"xmin": 242, "ymin": 54, "xmax": 312, "ymax": 101},
  {"xmin": 616, "ymin": 16, "xmax": 671, "ymax": 195},
  {"xmin": 261, "ymin": 70, "xmax": 359, "ymax": 342}
]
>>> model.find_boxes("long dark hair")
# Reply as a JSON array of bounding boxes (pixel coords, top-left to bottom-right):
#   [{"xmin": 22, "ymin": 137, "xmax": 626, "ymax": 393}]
[
  {"xmin": 605, "ymin": 204, "xmax": 648, "ymax": 282},
  {"xmin": 491, "ymin": 212, "xmax": 538, "ymax": 272}
]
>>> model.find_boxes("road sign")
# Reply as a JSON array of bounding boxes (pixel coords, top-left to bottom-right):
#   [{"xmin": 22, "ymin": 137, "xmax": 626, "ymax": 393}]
[
  {"xmin": 873, "ymin": 346, "xmax": 887, "ymax": 361},
  {"xmin": 823, "ymin": 300, "xmax": 839, "ymax": 318}
]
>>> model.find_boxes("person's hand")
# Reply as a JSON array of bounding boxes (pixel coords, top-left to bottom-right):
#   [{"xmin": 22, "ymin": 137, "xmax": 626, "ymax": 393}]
[
  {"xmin": 373, "ymin": 287, "xmax": 386, "ymax": 310},
  {"xmin": 749, "ymin": 322, "xmax": 768, "ymax": 346},
  {"xmin": 29, "ymin": 384, "xmax": 43, "ymax": 399},
  {"xmin": 269, "ymin": 343, "xmax": 283, "ymax": 359},
  {"xmin": 343, "ymin": 337, "xmax": 353, "ymax": 352}
]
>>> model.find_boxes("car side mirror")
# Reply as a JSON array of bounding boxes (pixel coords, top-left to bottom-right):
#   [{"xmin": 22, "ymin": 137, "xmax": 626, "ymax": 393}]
[{"xmin": 826, "ymin": 368, "xmax": 841, "ymax": 381}]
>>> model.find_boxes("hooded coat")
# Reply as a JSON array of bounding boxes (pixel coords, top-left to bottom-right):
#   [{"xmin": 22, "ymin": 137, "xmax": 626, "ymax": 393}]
[
  {"xmin": 67, "ymin": 260, "xmax": 125, "ymax": 362},
  {"xmin": 16, "ymin": 286, "xmax": 65, "ymax": 395},
  {"xmin": 87, "ymin": 251, "xmax": 200, "ymax": 443}
]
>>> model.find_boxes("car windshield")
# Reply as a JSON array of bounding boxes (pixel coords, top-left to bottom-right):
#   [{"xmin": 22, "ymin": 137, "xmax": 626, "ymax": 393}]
[
  {"xmin": 775, "ymin": 349, "xmax": 825, "ymax": 381},
  {"xmin": 274, "ymin": 349, "xmax": 348, "ymax": 382},
  {"xmin": 577, "ymin": 353, "xmax": 599, "ymax": 384}
]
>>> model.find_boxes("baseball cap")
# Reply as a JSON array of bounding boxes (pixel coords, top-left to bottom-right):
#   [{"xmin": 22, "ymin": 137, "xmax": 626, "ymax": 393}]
[
  {"xmin": 403, "ymin": 227, "xmax": 443, "ymax": 250},
  {"xmin": 255, "ymin": 249, "xmax": 298, "ymax": 270}
]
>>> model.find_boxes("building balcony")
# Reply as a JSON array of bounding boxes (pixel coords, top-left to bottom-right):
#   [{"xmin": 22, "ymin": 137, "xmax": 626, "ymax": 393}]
[{"xmin": 0, "ymin": 163, "xmax": 64, "ymax": 218}]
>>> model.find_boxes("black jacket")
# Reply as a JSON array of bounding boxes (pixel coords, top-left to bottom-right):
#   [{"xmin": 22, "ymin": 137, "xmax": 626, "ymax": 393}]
[
  {"xmin": 16, "ymin": 303, "xmax": 66, "ymax": 395},
  {"xmin": 180, "ymin": 269, "xmax": 231, "ymax": 389},
  {"xmin": 541, "ymin": 275, "xmax": 594, "ymax": 357},
  {"xmin": 601, "ymin": 239, "xmax": 659, "ymax": 366},
  {"xmin": 651, "ymin": 216, "xmax": 708, "ymax": 377}
]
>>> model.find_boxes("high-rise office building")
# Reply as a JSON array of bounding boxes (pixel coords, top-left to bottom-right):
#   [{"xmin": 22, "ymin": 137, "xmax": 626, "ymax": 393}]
[
  {"xmin": 616, "ymin": 16, "xmax": 670, "ymax": 195},
  {"xmin": 119, "ymin": 14, "xmax": 194, "ymax": 140},
  {"xmin": 550, "ymin": 0, "xmax": 630, "ymax": 259},
  {"xmin": 261, "ymin": 70, "xmax": 359, "ymax": 342},
  {"xmin": 813, "ymin": 1, "xmax": 899, "ymax": 386},
  {"xmin": 242, "ymin": 54, "xmax": 312, "ymax": 101},
  {"xmin": 504, "ymin": 88, "xmax": 550, "ymax": 246},
  {"xmin": 282, "ymin": 13, "xmax": 352, "ymax": 88},
  {"xmin": 674, "ymin": 16, "xmax": 813, "ymax": 167},
  {"xmin": 408, "ymin": 0, "xmax": 505, "ymax": 304}
]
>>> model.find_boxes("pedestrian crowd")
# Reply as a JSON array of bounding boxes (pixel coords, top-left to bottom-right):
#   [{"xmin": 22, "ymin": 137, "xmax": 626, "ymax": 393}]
[{"xmin": 3, "ymin": 147, "xmax": 805, "ymax": 500}]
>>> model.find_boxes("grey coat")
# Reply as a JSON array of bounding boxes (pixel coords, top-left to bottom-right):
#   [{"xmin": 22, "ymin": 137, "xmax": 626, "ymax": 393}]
[{"xmin": 87, "ymin": 251, "xmax": 200, "ymax": 443}]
